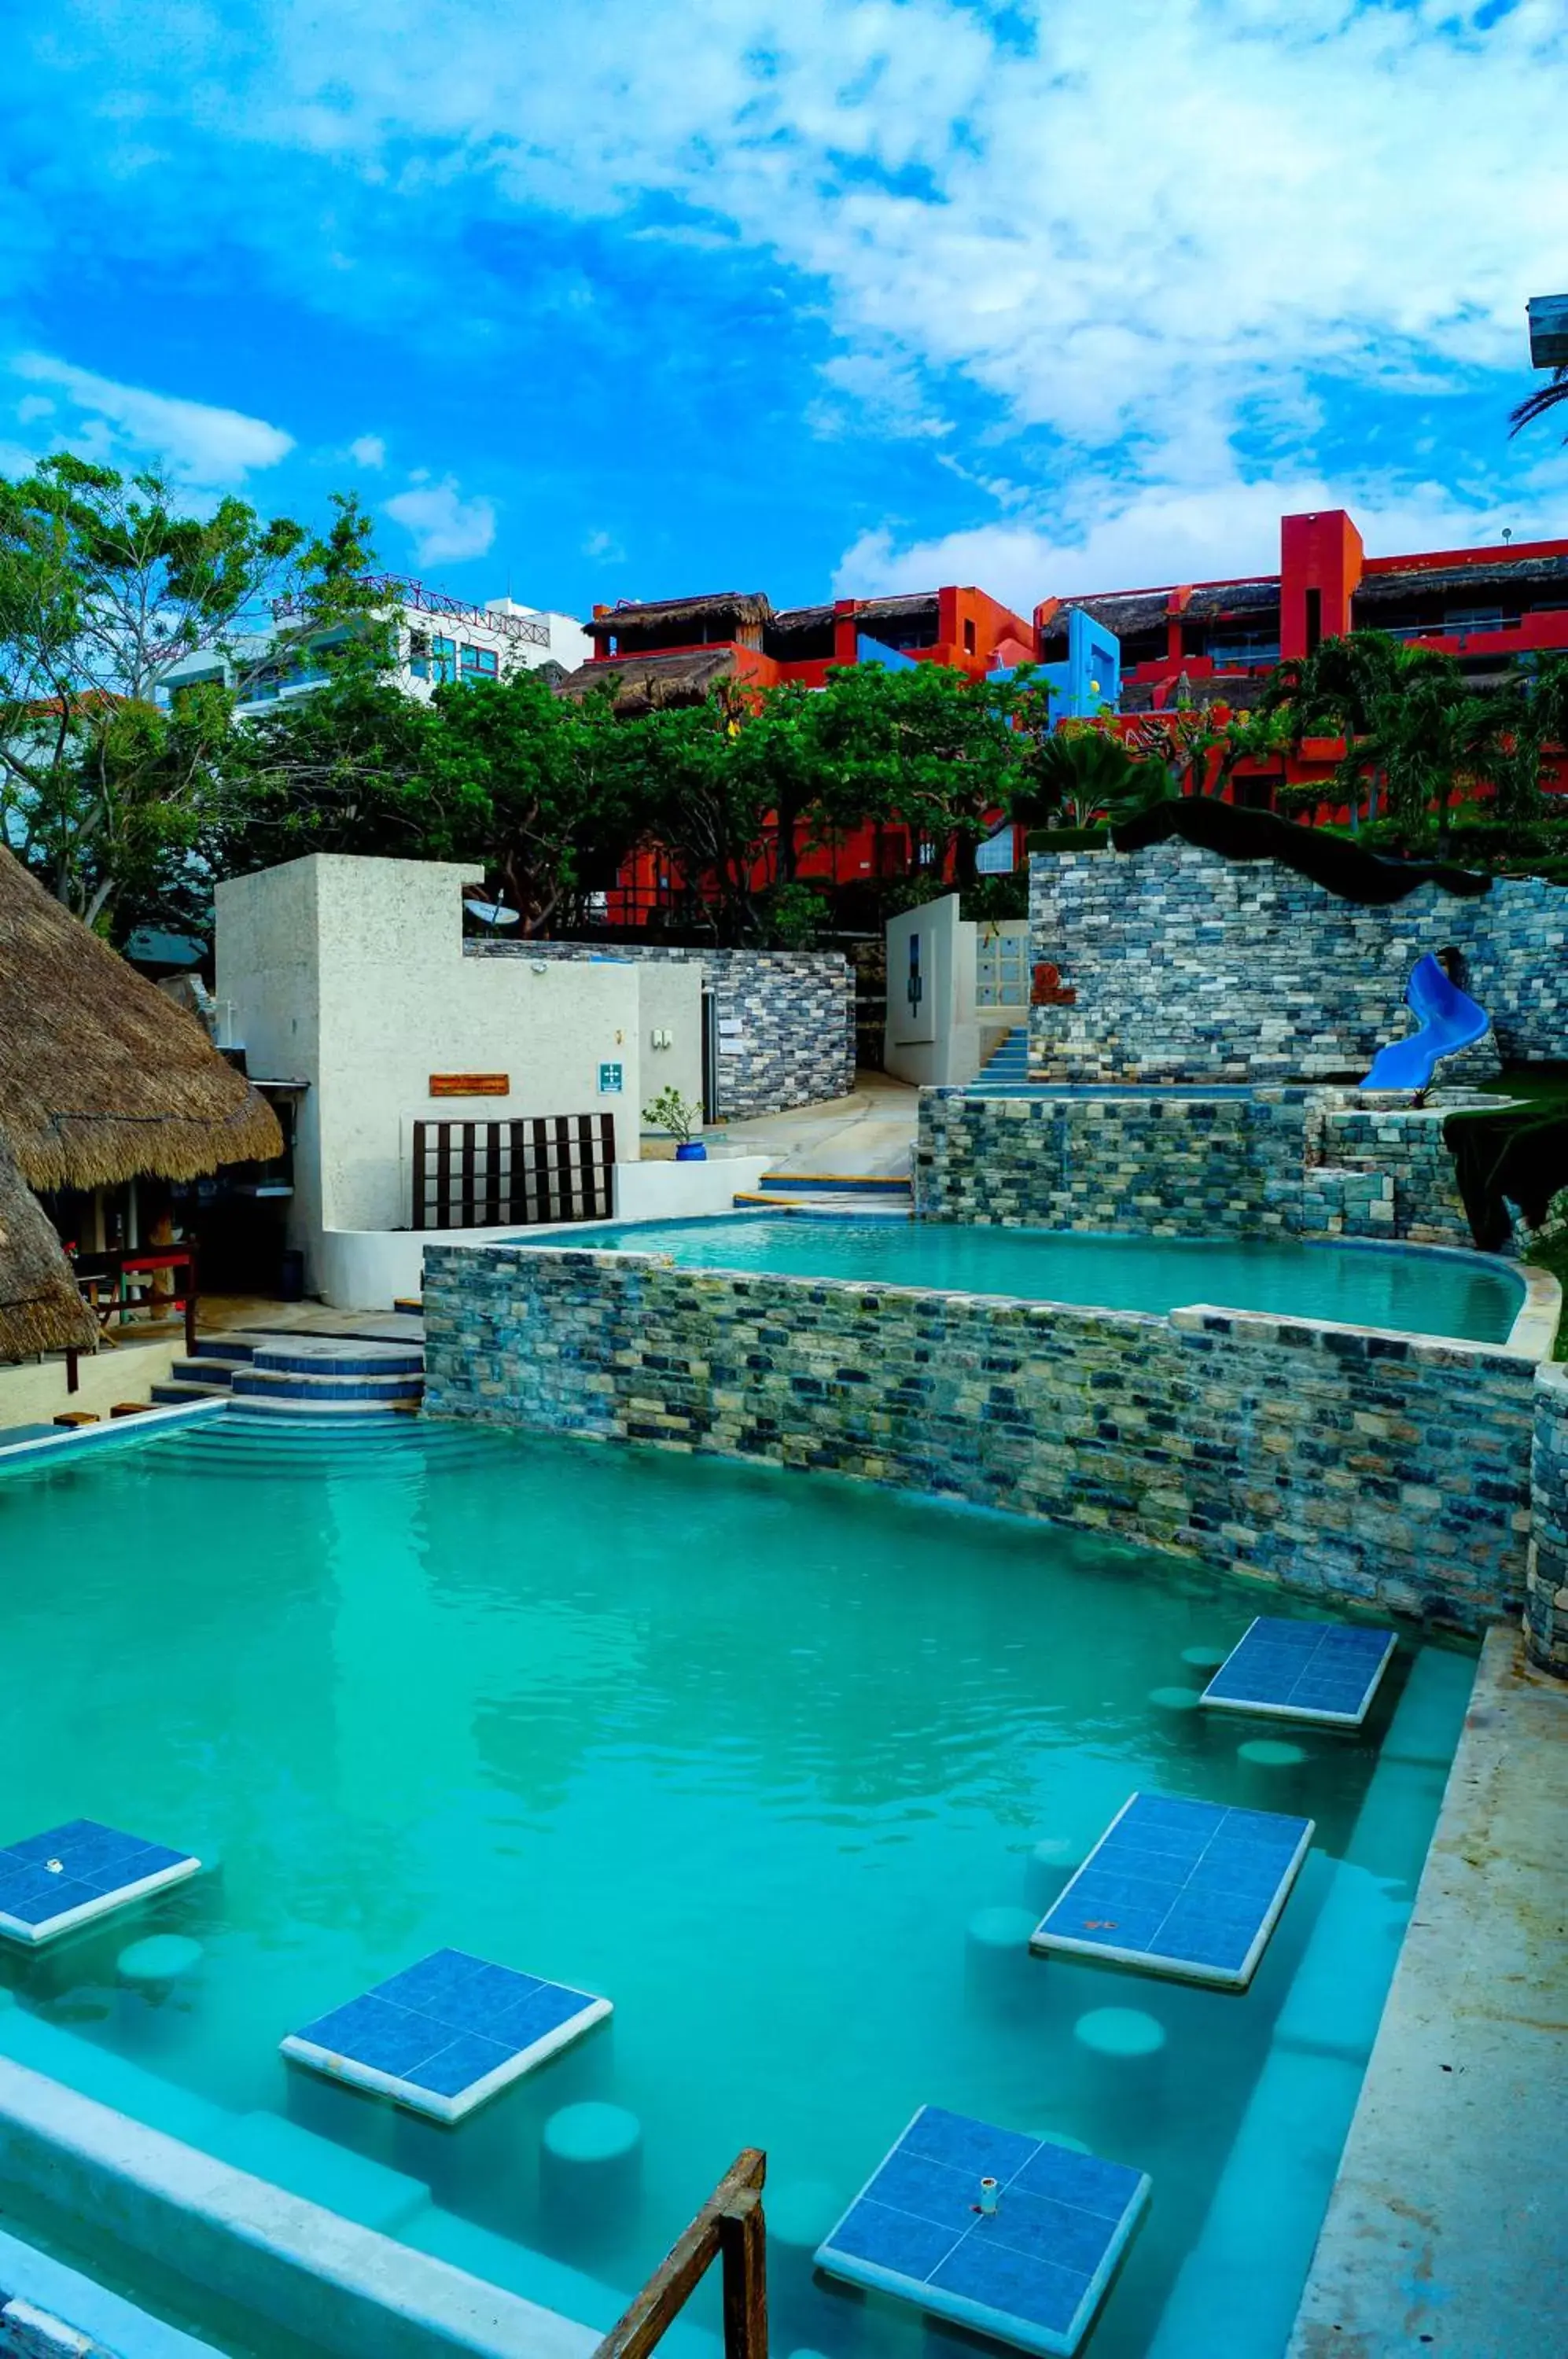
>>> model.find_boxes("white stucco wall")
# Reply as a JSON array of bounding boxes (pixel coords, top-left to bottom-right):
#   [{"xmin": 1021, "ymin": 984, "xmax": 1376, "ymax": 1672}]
[
  {"xmin": 633, "ymin": 961, "xmax": 706, "ymax": 1128},
  {"xmin": 884, "ymin": 896, "xmax": 977, "ymax": 1086},
  {"xmin": 315, "ymin": 1154, "xmax": 773, "ymax": 1310},
  {"xmin": 216, "ymin": 856, "xmax": 650, "ymax": 1286}
]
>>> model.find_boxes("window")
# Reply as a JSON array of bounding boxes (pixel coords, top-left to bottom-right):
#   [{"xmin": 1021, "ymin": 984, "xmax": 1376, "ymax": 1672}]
[
  {"xmin": 974, "ymin": 823, "xmax": 1017, "ymax": 875},
  {"xmin": 431, "ymin": 635, "xmax": 457, "ymax": 684},
  {"xmin": 460, "ymin": 643, "xmax": 499, "ymax": 680},
  {"xmin": 963, "ymin": 617, "xmax": 977, "ymax": 654},
  {"xmin": 409, "ymin": 630, "xmax": 430, "ymax": 679}
]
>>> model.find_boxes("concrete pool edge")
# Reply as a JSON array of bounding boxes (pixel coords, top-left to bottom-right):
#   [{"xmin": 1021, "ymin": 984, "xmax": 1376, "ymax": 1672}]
[
  {"xmin": 1286, "ymin": 1625, "xmax": 1568, "ymax": 2359},
  {"xmin": 0, "ymin": 2055, "xmax": 598, "ymax": 2359}
]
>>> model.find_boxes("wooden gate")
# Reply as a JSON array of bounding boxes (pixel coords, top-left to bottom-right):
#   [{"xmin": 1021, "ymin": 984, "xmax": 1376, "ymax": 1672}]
[{"xmin": 410, "ymin": 1114, "xmax": 617, "ymax": 1231}]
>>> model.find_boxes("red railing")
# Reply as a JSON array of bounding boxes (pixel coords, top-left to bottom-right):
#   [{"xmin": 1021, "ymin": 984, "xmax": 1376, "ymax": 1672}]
[{"xmin": 272, "ymin": 576, "xmax": 550, "ymax": 647}]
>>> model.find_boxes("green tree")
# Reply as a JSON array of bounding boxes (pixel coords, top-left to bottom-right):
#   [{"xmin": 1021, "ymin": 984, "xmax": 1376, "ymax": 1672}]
[
  {"xmin": 1014, "ymin": 726, "xmax": 1172, "ymax": 826},
  {"xmin": 1509, "ymin": 364, "xmax": 1568, "ymax": 443},
  {"xmin": 1262, "ymin": 631, "xmax": 1492, "ymax": 834},
  {"xmin": 0, "ymin": 453, "xmax": 378, "ymax": 929}
]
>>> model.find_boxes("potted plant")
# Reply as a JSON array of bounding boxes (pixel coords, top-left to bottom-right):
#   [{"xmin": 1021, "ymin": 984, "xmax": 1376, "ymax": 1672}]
[{"xmin": 643, "ymin": 1086, "xmax": 706, "ymax": 1161}]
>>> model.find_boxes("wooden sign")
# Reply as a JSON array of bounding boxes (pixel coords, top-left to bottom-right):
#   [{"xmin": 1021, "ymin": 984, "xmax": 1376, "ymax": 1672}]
[{"xmin": 429, "ymin": 1073, "xmax": 510, "ymax": 1098}]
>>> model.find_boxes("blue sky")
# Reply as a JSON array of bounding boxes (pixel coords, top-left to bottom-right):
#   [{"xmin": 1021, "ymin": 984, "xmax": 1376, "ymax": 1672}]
[{"xmin": 3, "ymin": 1, "xmax": 1565, "ymax": 622}]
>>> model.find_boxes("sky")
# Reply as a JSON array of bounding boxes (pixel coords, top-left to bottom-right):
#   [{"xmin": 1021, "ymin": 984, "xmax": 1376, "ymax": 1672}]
[{"xmin": 3, "ymin": 1, "xmax": 1566, "ymax": 624}]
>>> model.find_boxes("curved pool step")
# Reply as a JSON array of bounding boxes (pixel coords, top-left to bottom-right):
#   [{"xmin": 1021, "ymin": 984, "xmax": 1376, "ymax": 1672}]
[{"xmin": 156, "ymin": 1331, "xmax": 424, "ymax": 1417}]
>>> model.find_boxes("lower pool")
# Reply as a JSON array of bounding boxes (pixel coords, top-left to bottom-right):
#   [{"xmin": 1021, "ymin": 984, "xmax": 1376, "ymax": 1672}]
[
  {"xmin": 0, "ymin": 1415, "xmax": 1471, "ymax": 2359},
  {"xmin": 564, "ymin": 1215, "xmax": 1522, "ymax": 1343}
]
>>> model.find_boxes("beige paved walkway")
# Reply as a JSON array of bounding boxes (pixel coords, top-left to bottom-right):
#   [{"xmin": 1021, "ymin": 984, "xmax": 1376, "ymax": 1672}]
[{"xmin": 709, "ymin": 1071, "xmax": 918, "ymax": 1178}]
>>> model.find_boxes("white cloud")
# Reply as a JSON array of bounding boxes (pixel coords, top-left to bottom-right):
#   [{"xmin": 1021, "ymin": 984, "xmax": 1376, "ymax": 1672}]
[
  {"xmin": 835, "ymin": 465, "xmax": 1568, "ymax": 615},
  {"xmin": 16, "ymin": 395, "xmax": 55, "ymax": 424},
  {"xmin": 583, "ymin": 527, "xmax": 624, "ymax": 562},
  {"xmin": 383, "ymin": 475, "xmax": 496, "ymax": 564},
  {"xmin": 10, "ymin": 352, "xmax": 293, "ymax": 485},
  {"xmin": 349, "ymin": 432, "xmax": 386, "ymax": 468}
]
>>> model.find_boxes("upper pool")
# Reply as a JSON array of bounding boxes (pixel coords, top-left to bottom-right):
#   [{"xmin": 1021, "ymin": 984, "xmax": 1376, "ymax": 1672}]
[{"xmin": 567, "ymin": 1215, "xmax": 1523, "ymax": 1343}]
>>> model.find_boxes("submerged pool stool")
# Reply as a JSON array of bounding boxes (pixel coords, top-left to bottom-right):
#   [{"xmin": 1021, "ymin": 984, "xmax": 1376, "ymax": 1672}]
[
  {"xmin": 282, "ymin": 1948, "xmax": 611, "ymax": 2123},
  {"xmin": 815, "ymin": 2104, "xmax": 1149, "ymax": 2358},
  {"xmin": 1201, "ymin": 1617, "xmax": 1396, "ymax": 1728},
  {"xmin": 1030, "ymin": 1792, "xmax": 1313, "ymax": 1991},
  {"xmin": 0, "ymin": 1820, "xmax": 201, "ymax": 1948}
]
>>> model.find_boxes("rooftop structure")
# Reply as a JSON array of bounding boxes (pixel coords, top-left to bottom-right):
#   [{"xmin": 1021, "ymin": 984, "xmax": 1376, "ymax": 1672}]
[{"xmin": 1037, "ymin": 508, "xmax": 1568, "ymax": 715}]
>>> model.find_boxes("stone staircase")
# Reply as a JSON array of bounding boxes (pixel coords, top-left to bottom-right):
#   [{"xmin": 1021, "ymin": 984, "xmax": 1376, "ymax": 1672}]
[
  {"xmin": 966, "ymin": 1027, "xmax": 1035, "ymax": 1093},
  {"xmin": 151, "ymin": 1334, "xmax": 424, "ymax": 1417},
  {"xmin": 732, "ymin": 1172, "xmax": 912, "ymax": 1215}
]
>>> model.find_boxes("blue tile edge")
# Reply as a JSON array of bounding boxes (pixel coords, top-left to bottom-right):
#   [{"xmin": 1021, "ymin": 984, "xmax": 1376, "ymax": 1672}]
[
  {"xmin": 1027, "ymin": 1794, "xmax": 1316, "ymax": 1990},
  {"xmin": 1201, "ymin": 1620, "xmax": 1398, "ymax": 1728},
  {"xmin": 0, "ymin": 1395, "xmax": 231, "ymax": 1474},
  {"xmin": 280, "ymin": 1994, "xmax": 613, "ymax": 2123},
  {"xmin": 812, "ymin": 2107, "xmax": 1151, "ymax": 2359},
  {"xmin": 0, "ymin": 1856, "xmax": 202, "ymax": 1950}
]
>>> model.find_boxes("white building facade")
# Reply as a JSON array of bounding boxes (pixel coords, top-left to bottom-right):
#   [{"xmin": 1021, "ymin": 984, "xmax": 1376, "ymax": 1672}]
[{"xmin": 160, "ymin": 579, "xmax": 591, "ymax": 716}]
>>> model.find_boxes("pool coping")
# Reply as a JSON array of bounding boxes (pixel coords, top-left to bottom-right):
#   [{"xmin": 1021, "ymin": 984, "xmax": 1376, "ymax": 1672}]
[
  {"xmin": 0, "ymin": 1394, "xmax": 230, "ymax": 1470},
  {"xmin": 0, "ymin": 2055, "xmax": 598, "ymax": 2359},
  {"xmin": 1286, "ymin": 1624, "xmax": 1568, "ymax": 2359}
]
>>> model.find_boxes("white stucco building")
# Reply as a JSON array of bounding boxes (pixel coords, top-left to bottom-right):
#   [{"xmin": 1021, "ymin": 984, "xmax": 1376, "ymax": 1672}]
[
  {"xmin": 215, "ymin": 855, "xmax": 762, "ymax": 1308},
  {"xmin": 160, "ymin": 579, "xmax": 591, "ymax": 716}
]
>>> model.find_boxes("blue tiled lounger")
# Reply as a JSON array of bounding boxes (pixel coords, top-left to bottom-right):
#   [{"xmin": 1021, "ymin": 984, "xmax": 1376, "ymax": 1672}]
[
  {"xmin": 815, "ymin": 2105, "xmax": 1149, "ymax": 2359},
  {"xmin": 1029, "ymin": 1793, "xmax": 1313, "ymax": 1990},
  {"xmin": 282, "ymin": 1949, "xmax": 612, "ymax": 2123},
  {"xmin": 1201, "ymin": 1617, "xmax": 1397, "ymax": 1728},
  {"xmin": 0, "ymin": 1820, "xmax": 201, "ymax": 1948}
]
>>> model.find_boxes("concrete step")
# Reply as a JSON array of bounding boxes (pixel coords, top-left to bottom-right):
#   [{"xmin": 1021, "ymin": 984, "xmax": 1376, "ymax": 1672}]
[
  {"xmin": 754, "ymin": 1172, "xmax": 911, "ymax": 1198},
  {"xmin": 250, "ymin": 1343, "xmax": 424, "ymax": 1379},
  {"xmin": 221, "ymin": 1394, "xmax": 421, "ymax": 1419},
  {"xmin": 190, "ymin": 1336, "xmax": 257, "ymax": 1363},
  {"xmin": 394, "ymin": 1296, "xmax": 423, "ymax": 1317},
  {"xmin": 169, "ymin": 1356, "xmax": 248, "ymax": 1386},
  {"xmin": 150, "ymin": 1379, "xmax": 235, "ymax": 1403},
  {"xmin": 232, "ymin": 1369, "xmax": 423, "ymax": 1404}
]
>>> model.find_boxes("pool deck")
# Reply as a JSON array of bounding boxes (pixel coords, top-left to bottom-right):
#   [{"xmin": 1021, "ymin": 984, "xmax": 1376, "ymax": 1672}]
[{"xmin": 1287, "ymin": 1624, "xmax": 1567, "ymax": 2359}]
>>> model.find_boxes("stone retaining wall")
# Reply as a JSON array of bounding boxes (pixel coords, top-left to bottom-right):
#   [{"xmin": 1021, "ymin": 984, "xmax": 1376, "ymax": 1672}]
[
  {"xmin": 423, "ymin": 1242, "xmax": 1540, "ymax": 1633},
  {"xmin": 915, "ymin": 1091, "xmax": 1309, "ymax": 1235},
  {"xmin": 1526, "ymin": 1364, "xmax": 1568, "ymax": 1676},
  {"xmin": 473, "ymin": 942, "xmax": 856, "ymax": 1120},
  {"xmin": 1029, "ymin": 841, "xmax": 1568, "ymax": 1081},
  {"xmin": 915, "ymin": 1088, "xmax": 1474, "ymax": 1247}
]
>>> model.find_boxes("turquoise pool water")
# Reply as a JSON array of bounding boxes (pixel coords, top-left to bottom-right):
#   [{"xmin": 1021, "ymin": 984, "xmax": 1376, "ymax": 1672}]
[
  {"xmin": 567, "ymin": 1215, "xmax": 1522, "ymax": 1343},
  {"xmin": 0, "ymin": 1415, "xmax": 1471, "ymax": 2359}
]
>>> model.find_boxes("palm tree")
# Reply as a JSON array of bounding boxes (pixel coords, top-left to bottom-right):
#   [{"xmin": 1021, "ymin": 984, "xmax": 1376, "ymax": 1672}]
[
  {"xmin": 1509, "ymin": 366, "xmax": 1568, "ymax": 441},
  {"xmin": 1262, "ymin": 631, "xmax": 1471, "ymax": 831},
  {"xmin": 1016, "ymin": 727, "xmax": 1172, "ymax": 829}
]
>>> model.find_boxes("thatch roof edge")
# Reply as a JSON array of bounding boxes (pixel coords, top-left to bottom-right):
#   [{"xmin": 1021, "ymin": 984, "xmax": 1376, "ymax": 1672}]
[
  {"xmin": 9, "ymin": 1093, "xmax": 284, "ymax": 1194},
  {"xmin": 0, "ymin": 1143, "xmax": 97, "ymax": 1360}
]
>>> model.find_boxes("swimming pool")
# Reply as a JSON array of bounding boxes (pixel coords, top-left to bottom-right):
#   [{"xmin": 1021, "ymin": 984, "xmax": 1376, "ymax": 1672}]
[
  {"xmin": 565, "ymin": 1216, "xmax": 1523, "ymax": 1343},
  {"xmin": 0, "ymin": 1414, "xmax": 1470, "ymax": 2359}
]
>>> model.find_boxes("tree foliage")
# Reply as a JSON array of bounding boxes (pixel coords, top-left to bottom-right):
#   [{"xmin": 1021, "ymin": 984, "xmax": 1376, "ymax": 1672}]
[{"xmin": 0, "ymin": 453, "xmax": 379, "ymax": 927}]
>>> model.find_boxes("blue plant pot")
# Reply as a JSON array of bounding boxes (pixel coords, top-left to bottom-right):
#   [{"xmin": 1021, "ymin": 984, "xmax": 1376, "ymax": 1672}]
[{"xmin": 675, "ymin": 1142, "xmax": 707, "ymax": 1162}]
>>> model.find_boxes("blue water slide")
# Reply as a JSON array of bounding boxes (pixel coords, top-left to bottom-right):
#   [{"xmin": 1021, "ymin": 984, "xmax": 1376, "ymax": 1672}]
[{"xmin": 1361, "ymin": 952, "xmax": 1489, "ymax": 1088}]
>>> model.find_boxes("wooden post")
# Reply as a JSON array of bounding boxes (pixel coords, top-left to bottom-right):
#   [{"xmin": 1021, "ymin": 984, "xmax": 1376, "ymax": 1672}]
[
  {"xmin": 65, "ymin": 1347, "xmax": 79, "ymax": 1396},
  {"xmin": 184, "ymin": 1251, "xmax": 199, "ymax": 1356},
  {"xmin": 719, "ymin": 2186, "xmax": 768, "ymax": 2359}
]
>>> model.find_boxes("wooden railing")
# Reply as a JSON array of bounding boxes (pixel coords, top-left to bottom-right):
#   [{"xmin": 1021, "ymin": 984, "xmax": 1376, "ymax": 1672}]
[{"xmin": 594, "ymin": 2149, "xmax": 767, "ymax": 2359}]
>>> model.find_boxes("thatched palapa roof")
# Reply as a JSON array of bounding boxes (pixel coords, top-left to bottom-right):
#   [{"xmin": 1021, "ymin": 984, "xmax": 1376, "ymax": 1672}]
[
  {"xmin": 0, "ymin": 846, "xmax": 282, "ymax": 1192},
  {"xmin": 556, "ymin": 647, "xmax": 741, "ymax": 716},
  {"xmin": 0, "ymin": 1134, "xmax": 96, "ymax": 1360},
  {"xmin": 1354, "ymin": 554, "xmax": 1568, "ymax": 605},
  {"xmin": 585, "ymin": 593, "xmax": 774, "ymax": 637}
]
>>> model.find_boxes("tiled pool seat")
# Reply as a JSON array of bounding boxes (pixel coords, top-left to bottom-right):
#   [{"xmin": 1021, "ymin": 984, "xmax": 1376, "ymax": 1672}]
[
  {"xmin": 0, "ymin": 1821, "xmax": 201, "ymax": 1949},
  {"xmin": 154, "ymin": 1334, "xmax": 424, "ymax": 1417},
  {"xmin": 816, "ymin": 2106, "xmax": 1148, "ymax": 2358},
  {"xmin": 282, "ymin": 1949, "xmax": 612, "ymax": 2123},
  {"xmin": 1202, "ymin": 1617, "xmax": 1397, "ymax": 1728},
  {"xmin": 1029, "ymin": 1793, "xmax": 1313, "ymax": 1989}
]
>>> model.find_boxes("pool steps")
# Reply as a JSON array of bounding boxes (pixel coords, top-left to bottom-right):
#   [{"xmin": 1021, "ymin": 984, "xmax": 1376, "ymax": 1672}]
[
  {"xmin": 151, "ymin": 1334, "xmax": 423, "ymax": 1417},
  {"xmin": 733, "ymin": 1171, "xmax": 913, "ymax": 1214}
]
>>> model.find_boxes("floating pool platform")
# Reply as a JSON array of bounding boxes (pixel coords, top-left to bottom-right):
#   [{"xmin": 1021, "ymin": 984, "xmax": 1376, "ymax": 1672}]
[
  {"xmin": 281, "ymin": 1948, "xmax": 611, "ymax": 2123},
  {"xmin": 0, "ymin": 1820, "xmax": 201, "ymax": 1949},
  {"xmin": 1201, "ymin": 1617, "xmax": 1397, "ymax": 1728},
  {"xmin": 814, "ymin": 2104, "xmax": 1149, "ymax": 2358},
  {"xmin": 1029, "ymin": 1793, "xmax": 1313, "ymax": 1990}
]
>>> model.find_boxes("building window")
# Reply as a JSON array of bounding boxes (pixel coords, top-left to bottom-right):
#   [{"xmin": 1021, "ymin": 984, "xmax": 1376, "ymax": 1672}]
[
  {"xmin": 430, "ymin": 635, "xmax": 457, "ymax": 683},
  {"xmin": 409, "ymin": 630, "xmax": 430, "ymax": 679},
  {"xmin": 963, "ymin": 617, "xmax": 977, "ymax": 655},
  {"xmin": 460, "ymin": 643, "xmax": 499, "ymax": 680},
  {"xmin": 974, "ymin": 823, "xmax": 1016, "ymax": 875}
]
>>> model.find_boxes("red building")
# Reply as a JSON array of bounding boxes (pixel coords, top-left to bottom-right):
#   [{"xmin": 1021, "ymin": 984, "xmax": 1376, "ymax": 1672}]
[
  {"xmin": 1038, "ymin": 507, "xmax": 1568, "ymax": 806},
  {"xmin": 561, "ymin": 587, "xmax": 1035, "ymax": 919}
]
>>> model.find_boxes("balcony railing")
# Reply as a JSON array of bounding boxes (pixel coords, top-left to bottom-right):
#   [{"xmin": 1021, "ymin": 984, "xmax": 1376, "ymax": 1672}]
[{"xmin": 271, "ymin": 576, "xmax": 550, "ymax": 648}]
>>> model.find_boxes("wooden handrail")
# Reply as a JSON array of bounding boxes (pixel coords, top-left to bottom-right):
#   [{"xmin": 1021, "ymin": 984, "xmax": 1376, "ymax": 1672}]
[{"xmin": 594, "ymin": 2149, "xmax": 767, "ymax": 2359}]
